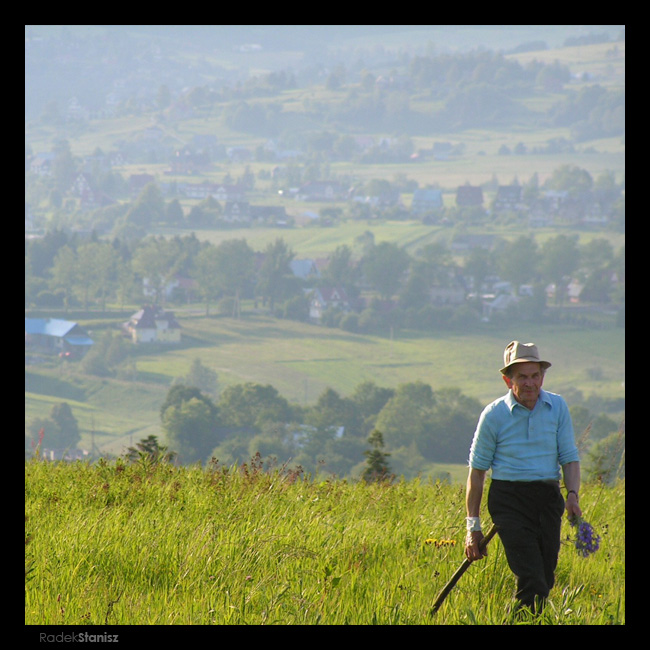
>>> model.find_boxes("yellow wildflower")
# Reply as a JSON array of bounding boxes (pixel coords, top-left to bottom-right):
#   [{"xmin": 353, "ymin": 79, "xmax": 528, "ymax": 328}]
[{"xmin": 424, "ymin": 538, "xmax": 457, "ymax": 548}]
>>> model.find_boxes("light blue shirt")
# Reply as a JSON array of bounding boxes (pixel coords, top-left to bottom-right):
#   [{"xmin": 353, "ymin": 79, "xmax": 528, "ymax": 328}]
[{"xmin": 469, "ymin": 388, "xmax": 580, "ymax": 482}]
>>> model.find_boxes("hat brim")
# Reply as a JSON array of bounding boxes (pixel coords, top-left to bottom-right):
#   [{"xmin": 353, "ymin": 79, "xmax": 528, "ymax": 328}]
[{"xmin": 500, "ymin": 359, "xmax": 552, "ymax": 375}]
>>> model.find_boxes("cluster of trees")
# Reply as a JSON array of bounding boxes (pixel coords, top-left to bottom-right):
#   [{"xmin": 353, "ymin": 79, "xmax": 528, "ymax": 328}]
[
  {"xmin": 24, "ymin": 368, "xmax": 623, "ymax": 483},
  {"xmin": 153, "ymin": 358, "xmax": 624, "ymax": 482},
  {"xmin": 25, "ymin": 208, "xmax": 625, "ymax": 337},
  {"xmin": 120, "ymin": 429, "xmax": 393, "ymax": 484},
  {"xmin": 26, "ymin": 402, "xmax": 80, "ymax": 452},
  {"xmin": 158, "ymin": 373, "xmax": 483, "ymax": 479}
]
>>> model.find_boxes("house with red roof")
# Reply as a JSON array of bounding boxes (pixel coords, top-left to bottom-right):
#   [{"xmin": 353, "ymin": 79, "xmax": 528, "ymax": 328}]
[{"xmin": 309, "ymin": 288, "xmax": 350, "ymax": 322}]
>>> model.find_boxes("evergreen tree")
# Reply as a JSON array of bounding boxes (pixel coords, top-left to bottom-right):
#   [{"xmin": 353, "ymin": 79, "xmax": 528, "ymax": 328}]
[
  {"xmin": 124, "ymin": 434, "xmax": 176, "ymax": 465},
  {"xmin": 362, "ymin": 429, "xmax": 392, "ymax": 482},
  {"xmin": 165, "ymin": 198, "xmax": 185, "ymax": 226}
]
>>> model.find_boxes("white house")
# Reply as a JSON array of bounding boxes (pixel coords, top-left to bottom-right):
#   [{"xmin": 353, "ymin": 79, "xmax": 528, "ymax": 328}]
[
  {"xmin": 123, "ymin": 305, "xmax": 181, "ymax": 344},
  {"xmin": 309, "ymin": 288, "xmax": 350, "ymax": 322}
]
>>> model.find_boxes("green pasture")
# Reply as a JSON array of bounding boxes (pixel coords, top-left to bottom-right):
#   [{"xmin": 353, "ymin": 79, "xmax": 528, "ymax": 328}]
[
  {"xmin": 141, "ymin": 313, "xmax": 625, "ymax": 406},
  {"xmin": 327, "ymin": 150, "xmax": 624, "ymax": 192},
  {"xmin": 170, "ymin": 220, "xmax": 454, "ymax": 258},
  {"xmin": 25, "ymin": 367, "xmax": 166, "ymax": 454}
]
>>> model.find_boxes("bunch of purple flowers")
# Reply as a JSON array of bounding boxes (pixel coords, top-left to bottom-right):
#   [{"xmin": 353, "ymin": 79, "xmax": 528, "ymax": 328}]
[{"xmin": 570, "ymin": 516, "xmax": 601, "ymax": 557}]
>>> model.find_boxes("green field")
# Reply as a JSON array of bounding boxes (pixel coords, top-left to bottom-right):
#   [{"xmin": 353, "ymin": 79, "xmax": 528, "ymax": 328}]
[{"xmin": 25, "ymin": 458, "xmax": 625, "ymax": 625}]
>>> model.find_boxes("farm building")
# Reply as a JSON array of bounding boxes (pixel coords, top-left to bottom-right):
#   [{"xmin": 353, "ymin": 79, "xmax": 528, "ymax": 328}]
[
  {"xmin": 493, "ymin": 185, "xmax": 523, "ymax": 212},
  {"xmin": 25, "ymin": 318, "xmax": 94, "ymax": 357}
]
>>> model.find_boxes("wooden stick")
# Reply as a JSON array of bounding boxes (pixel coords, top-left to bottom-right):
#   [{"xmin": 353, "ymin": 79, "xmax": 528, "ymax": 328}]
[{"xmin": 430, "ymin": 523, "xmax": 498, "ymax": 615}]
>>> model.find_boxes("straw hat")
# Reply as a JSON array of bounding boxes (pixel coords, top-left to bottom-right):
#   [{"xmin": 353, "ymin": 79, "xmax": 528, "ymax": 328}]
[{"xmin": 500, "ymin": 340, "xmax": 551, "ymax": 375}]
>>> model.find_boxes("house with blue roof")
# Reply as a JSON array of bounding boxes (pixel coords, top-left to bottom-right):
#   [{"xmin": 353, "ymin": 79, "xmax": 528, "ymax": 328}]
[
  {"xmin": 411, "ymin": 189, "xmax": 443, "ymax": 216},
  {"xmin": 25, "ymin": 318, "xmax": 94, "ymax": 357},
  {"xmin": 290, "ymin": 259, "xmax": 320, "ymax": 281}
]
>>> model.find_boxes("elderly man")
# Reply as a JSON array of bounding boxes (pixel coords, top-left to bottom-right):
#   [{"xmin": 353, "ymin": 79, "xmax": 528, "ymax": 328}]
[{"xmin": 464, "ymin": 341, "xmax": 582, "ymax": 614}]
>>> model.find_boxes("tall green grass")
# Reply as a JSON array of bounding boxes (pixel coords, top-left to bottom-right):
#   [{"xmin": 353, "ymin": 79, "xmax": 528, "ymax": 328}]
[{"xmin": 25, "ymin": 457, "xmax": 624, "ymax": 625}]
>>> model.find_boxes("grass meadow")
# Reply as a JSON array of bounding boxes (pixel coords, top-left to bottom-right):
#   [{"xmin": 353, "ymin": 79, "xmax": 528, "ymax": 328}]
[{"xmin": 25, "ymin": 455, "xmax": 624, "ymax": 626}]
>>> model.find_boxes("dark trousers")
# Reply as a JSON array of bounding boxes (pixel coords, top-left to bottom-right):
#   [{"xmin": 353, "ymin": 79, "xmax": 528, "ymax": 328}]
[{"xmin": 488, "ymin": 479, "xmax": 565, "ymax": 612}]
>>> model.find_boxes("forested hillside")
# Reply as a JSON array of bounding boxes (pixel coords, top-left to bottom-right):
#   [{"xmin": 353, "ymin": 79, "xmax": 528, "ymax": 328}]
[{"xmin": 25, "ymin": 26, "xmax": 624, "ymax": 480}]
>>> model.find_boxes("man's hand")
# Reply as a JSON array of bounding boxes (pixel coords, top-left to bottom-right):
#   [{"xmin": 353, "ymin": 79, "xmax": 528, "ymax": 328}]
[
  {"xmin": 464, "ymin": 530, "xmax": 488, "ymax": 562},
  {"xmin": 565, "ymin": 492, "xmax": 582, "ymax": 519}
]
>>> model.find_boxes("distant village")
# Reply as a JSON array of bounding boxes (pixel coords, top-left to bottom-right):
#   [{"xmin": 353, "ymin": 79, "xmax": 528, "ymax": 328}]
[
  {"xmin": 26, "ymin": 127, "xmax": 622, "ymax": 234},
  {"xmin": 26, "ymin": 126, "xmax": 624, "ymax": 359}
]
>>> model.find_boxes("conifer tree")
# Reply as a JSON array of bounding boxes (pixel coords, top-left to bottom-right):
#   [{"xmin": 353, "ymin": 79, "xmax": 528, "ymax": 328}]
[{"xmin": 362, "ymin": 429, "xmax": 392, "ymax": 482}]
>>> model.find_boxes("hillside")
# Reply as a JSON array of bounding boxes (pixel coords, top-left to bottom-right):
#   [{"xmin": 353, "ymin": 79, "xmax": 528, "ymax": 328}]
[{"xmin": 25, "ymin": 26, "xmax": 625, "ymax": 476}]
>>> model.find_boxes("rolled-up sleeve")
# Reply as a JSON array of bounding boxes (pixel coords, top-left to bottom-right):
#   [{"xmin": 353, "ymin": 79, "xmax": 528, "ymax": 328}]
[
  {"xmin": 556, "ymin": 396, "xmax": 580, "ymax": 466},
  {"xmin": 469, "ymin": 404, "xmax": 498, "ymax": 470}
]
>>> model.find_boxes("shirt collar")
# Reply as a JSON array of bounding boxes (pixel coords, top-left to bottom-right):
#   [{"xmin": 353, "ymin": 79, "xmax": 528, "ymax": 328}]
[{"xmin": 505, "ymin": 388, "xmax": 552, "ymax": 411}]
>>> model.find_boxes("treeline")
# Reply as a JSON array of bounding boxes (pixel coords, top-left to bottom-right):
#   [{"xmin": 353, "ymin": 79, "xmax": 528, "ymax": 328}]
[
  {"xmin": 26, "ymin": 363, "xmax": 625, "ymax": 483},
  {"xmin": 163, "ymin": 370, "xmax": 624, "ymax": 482},
  {"xmin": 25, "ymin": 207, "xmax": 625, "ymax": 336},
  {"xmin": 156, "ymin": 375, "xmax": 481, "ymax": 479}
]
